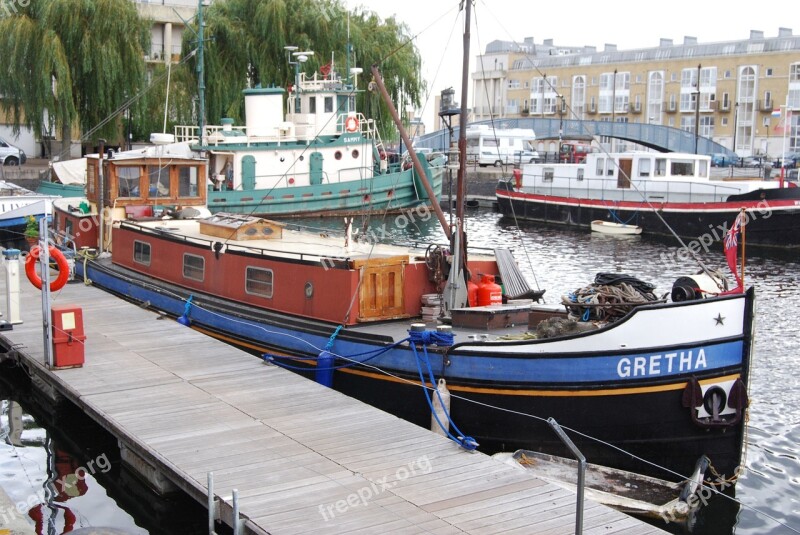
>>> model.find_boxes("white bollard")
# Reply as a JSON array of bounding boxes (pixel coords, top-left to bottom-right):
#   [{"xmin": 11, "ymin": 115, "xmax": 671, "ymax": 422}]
[{"xmin": 431, "ymin": 378, "xmax": 451, "ymax": 436}]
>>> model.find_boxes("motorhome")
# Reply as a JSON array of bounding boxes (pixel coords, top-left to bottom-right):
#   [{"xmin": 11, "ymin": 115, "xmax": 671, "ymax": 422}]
[{"xmin": 466, "ymin": 126, "xmax": 537, "ymax": 167}]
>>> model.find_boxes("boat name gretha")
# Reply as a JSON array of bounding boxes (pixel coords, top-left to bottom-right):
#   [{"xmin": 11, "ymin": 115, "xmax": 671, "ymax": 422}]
[{"xmin": 617, "ymin": 349, "xmax": 707, "ymax": 378}]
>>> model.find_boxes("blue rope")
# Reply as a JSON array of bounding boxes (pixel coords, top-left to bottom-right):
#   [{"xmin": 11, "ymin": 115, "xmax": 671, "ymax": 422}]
[
  {"xmin": 326, "ymin": 325, "xmax": 343, "ymax": 351},
  {"xmin": 607, "ymin": 209, "xmax": 638, "ymax": 225},
  {"xmin": 408, "ymin": 328, "xmax": 477, "ymax": 451},
  {"xmin": 264, "ymin": 337, "xmax": 411, "ymax": 372}
]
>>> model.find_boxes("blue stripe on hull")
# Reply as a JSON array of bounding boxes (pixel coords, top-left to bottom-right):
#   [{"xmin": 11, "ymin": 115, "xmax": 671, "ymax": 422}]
[{"xmin": 79, "ymin": 261, "xmax": 744, "ymax": 389}]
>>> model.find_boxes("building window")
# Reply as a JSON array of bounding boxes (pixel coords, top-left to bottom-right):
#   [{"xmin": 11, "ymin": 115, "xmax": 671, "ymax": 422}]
[
  {"xmin": 722, "ymin": 117, "xmax": 728, "ymax": 126},
  {"xmin": 700, "ymin": 116, "xmax": 715, "ymax": 137},
  {"xmin": 790, "ymin": 63, "xmax": 800, "ymax": 82},
  {"xmin": 133, "ymin": 240, "xmax": 151, "ymax": 266},
  {"xmin": 183, "ymin": 254, "xmax": 205, "ymax": 281},
  {"xmin": 246, "ymin": 267, "xmax": 273, "ymax": 298},
  {"xmin": 766, "ymin": 67, "xmax": 773, "ymax": 77}
]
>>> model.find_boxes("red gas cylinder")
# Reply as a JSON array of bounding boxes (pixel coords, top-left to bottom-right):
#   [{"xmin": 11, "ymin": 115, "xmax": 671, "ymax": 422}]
[
  {"xmin": 467, "ymin": 278, "xmax": 479, "ymax": 307},
  {"xmin": 477, "ymin": 274, "xmax": 502, "ymax": 306}
]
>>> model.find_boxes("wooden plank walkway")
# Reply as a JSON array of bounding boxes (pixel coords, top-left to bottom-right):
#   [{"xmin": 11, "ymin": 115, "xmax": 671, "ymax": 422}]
[{"xmin": 0, "ymin": 266, "xmax": 665, "ymax": 534}]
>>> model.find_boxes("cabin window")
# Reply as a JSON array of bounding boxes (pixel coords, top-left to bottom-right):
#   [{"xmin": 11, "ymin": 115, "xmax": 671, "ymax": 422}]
[
  {"xmin": 595, "ymin": 158, "xmax": 604, "ymax": 175},
  {"xmin": 183, "ymin": 253, "xmax": 205, "ymax": 281},
  {"xmin": 148, "ymin": 165, "xmax": 170, "ymax": 197},
  {"xmin": 133, "ymin": 240, "xmax": 151, "ymax": 266},
  {"xmin": 577, "ymin": 169, "xmax": 584, "ymax": 181},
  {"xmin": 117, "ymin": 166, "xmax": 140, "ymax": 197},
  {"xmin": 309, "ymin": 96, "xmax": 316, "ymax": 114},
  {"xmin": 178, "ymin": 166, "xmax": 199, "ymax": 197},
  {"xmin": 638, "ymin": 159, "xmax": 651, "ymax": 177},
  {"xmin": 246, "ymin": 267, "xmax": 273, "ymax": 298},
  {"xmin": 324, "ymin": 97, "xmax": 333, "ymax": 113},
  {"xmin": 671, "ymin": 160, "xmax": 695, "ymax": 177},
  {"xmin": 654, "ymin": 159, "xmax": 668, "ymax": 177},
  {"xmin": 699, "ymin": 160, "xmax": 708, "ymax": 176},
  {"xmin": 606, "ymin": 160, "xmax": 615, "ymax": 176},
  {"xmin": 349, "ymin": 95, "xmax": 356, "ymax": 111},
  {"xmin": 542, "ymin": 168, "xmax": 554, "ymax": 182},
  {"xmin": 64, "ymin": 219, "xmax": 74, "ymax": 239}
]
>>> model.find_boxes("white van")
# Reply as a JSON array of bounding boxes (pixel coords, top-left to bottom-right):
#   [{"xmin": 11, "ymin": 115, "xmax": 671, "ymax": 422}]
[
  {"xmin": 0, "ymin": 137, "xmax": 27, "ymax": 166},
  {"xmin": 465, "ymin": 126, "xmax": 537, "ymax": 167}
]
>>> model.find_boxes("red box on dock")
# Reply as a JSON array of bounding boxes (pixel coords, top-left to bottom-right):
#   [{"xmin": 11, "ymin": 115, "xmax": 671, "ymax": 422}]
[{"xmin": 51, "ymin": 305, "xmax": 86, "ymax": 368}]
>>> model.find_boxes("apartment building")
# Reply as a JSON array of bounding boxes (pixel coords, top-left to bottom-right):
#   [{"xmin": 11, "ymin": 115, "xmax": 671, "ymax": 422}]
[
  {"xmin": 134, "ymin": 0, "xmax": 197, "ymax": 65},
  {"xmin": 474, "ymin": 29, "xmax": 800, "ymax": 157}
]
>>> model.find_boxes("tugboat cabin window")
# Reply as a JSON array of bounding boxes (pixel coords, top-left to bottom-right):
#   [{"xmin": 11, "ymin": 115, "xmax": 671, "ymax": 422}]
[
  {"xmin": 246, "ymin": 267, "xmax": 274, "ymax": 298},
  {"xmin": 309, "ymin": 96, "xmax": 316, "ymax": 114},
  {"xmin": 117, "ymin": 166, "xmax": 141, "ymax": 197},
  {"xmin": 324, "ymin": 97, "xmax": 333, "ymax": 113},
  {"xmin": 178, "ymin": 166, "xmax": 199, "ymax": 197},
  {"xmin": 543, "ymin": 168, "xmax": 554, "ymax": 182},
  {"xmin": 654, "ymin": 158, "xmax": 668, "ymax": 177},
  {"xmin": 183, "ymin": 254, "xmax": 205, "ymax": 281},
  {"xmin": 133, "ymin": 240, "xmax": 151, "ymax": 266}
]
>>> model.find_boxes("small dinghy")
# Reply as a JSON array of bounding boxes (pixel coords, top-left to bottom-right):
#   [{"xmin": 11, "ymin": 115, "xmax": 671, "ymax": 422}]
[
  {"xmin": 591, "ymin": 219, "xmax": 642, "ymax": 235},
  {"xmin": 494, "ymin": 449, "xmax": 709, "ymax": 523}
]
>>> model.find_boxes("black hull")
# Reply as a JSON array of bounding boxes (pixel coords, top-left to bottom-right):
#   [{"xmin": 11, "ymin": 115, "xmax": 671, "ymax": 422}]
[{"xmin": 496, "ymin": 183, "xmax": 800, "ymax": 249}]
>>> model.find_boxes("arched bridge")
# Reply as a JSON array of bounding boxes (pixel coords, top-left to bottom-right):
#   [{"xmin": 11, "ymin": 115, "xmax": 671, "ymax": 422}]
[{"xmin": 415, "ymin": 118, "xmax": 735, "ymax": 157}]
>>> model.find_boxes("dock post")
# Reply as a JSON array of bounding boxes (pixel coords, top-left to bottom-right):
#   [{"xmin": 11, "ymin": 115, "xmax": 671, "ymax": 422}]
[
  {"xmin": 208, "ymin": 472, "xmax": 216, "ymax": 534},
  {"xmin": 232, "ymin": 488, "xmax": 241, "ymax": 535},
  {"xmin": 547, "ymin": 417, "xmax": 585, "ymax": 535}
]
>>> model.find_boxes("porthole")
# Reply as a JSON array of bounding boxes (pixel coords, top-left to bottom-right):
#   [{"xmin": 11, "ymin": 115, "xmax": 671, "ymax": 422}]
[
  {"xmin": 334, "ymin": 151, "xmax": 342, "ymax": 160},
  {"xmin": 352, "ymin": 149, "xmax": 360, "ymax": 159}
]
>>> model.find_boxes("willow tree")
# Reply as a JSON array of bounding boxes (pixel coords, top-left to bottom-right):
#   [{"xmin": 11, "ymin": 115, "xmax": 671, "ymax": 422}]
[
  {"xmin": 0, "ymin": 0, "xmax": 149, "ymax": 157},
  {"xmin": 184, "ymin": 0, "xmax": 424, "ymax": 140}
]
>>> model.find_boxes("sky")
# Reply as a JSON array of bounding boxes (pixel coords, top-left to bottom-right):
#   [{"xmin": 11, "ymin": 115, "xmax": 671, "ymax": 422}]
[{"xmin": 352, "ymin": 0, "xmax": 794, "ymax": 130}]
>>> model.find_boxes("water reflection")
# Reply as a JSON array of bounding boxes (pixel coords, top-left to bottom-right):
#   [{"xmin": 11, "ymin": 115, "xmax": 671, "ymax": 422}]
[{"xmin": 0, "ymin": 368, "xmax": 206, "ymax": 534}]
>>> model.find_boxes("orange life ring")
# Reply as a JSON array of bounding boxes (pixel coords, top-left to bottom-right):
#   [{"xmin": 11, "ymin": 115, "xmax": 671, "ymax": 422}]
[
  {"xmin": 345, "ymin": 116, "xmax": 359, "ymax": 132},
  {"xmin": 25, "ymin": 245, "xmax": 70, "ymax": 291}
]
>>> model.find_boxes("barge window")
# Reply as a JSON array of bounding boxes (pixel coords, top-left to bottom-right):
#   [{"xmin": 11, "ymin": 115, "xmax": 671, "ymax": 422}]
[
  {"xmin": 117, "ymin": 166, "xmax": 141, "ymax": 197},
  {"xmin": 670, "ymin": 160, "xmax": 695, "ymax": 176},
  {"xmin": 595, "ymin": 158, "xmax": 604, "ymax": 176},
  {"xmin": 148, "ymin": 165, "xmax": 170, "ymax": 198},
  {"xmin": 638, "ymin": 159, "xmax": 651, "ymax": 177},
  {"xmin": 654, "ymin": 158, "xmax": 667, "ymax": 177},
  {"xmin": 183, "ymin": 253, "xmax": 205, "ymax": 281},
  {"xmin": 178, "ymin": 166, "xmax": 199, "ymax": 197},
  {"xmin": 246, "ymin": 267, "xmax": 273, "ymax": 298},
  {"xmin": 543, "ymin": 168, "xmax": 554, "ymax": 182},
  {"xmin": 133, "ymin": 240, "xmax": 151, "ymax": 266},
  {"xmin": 577, "ymin": 169, "xmax": 584, "ymax": 181}
]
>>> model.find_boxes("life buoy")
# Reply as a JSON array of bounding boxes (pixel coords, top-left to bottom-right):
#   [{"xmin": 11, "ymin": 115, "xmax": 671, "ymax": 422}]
[
  {"xmin": 345, "ymin": 116, "xmax": 359, "ymax": 132},
  {"xmin": 25, "ymin": 245, "xmax": 70, "ymax": 291}
]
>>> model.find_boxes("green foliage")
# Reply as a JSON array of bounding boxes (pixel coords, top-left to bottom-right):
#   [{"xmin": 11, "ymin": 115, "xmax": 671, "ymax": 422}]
[
  {"xmin": 0, "ymin": 0, "xmax": 149, "ymax": 147},
  {"xmin": 25, "ymin": 216, "xmax": 39, "ymax": 239},
  {"xmin": 183, "ymin": 0, "xmax": 425, "ymax": 141}
]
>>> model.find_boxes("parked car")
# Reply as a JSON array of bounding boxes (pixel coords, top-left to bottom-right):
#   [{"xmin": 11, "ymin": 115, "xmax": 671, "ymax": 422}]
[
  {"xmin": 0, "ymin": 137, "xmax": 26, "ymax": 165},
  {"xmin": 773, "ymin": 152, "xmax": 800, "ymax": 168},
  {"xmin": 741, "ymin": 156, "xmax": 766, "ymax": 167},
  {"xmin": 710, "ymin": 153, "xmax": 739, "ymax": 167}
]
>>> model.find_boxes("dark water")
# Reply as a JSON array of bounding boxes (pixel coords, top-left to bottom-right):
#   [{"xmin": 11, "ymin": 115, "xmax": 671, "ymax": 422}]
[{"xmin": 1, "ymin": 208, "xmax": 798, "ymax": 533}]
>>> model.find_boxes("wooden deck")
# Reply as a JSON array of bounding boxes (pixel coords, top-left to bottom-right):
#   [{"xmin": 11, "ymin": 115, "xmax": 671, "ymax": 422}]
[{"xmin": 0, "ymin": 264, "xmax": 665, "ymax": 534}]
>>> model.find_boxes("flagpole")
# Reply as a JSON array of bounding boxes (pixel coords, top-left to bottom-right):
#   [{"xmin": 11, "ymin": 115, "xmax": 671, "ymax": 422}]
[
  {"xmin": 739, "ymin": 208, "xmax": 746, "ymax": 290},
  {"xmin": 780, "ymin": 98, "xmax": 788, "ymax": 188}
]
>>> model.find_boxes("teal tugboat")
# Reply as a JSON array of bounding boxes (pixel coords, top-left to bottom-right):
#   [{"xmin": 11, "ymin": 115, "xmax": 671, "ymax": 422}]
[{"xmin": 174, "ymin": 55, "xmax": 445, "ymax": 217}]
